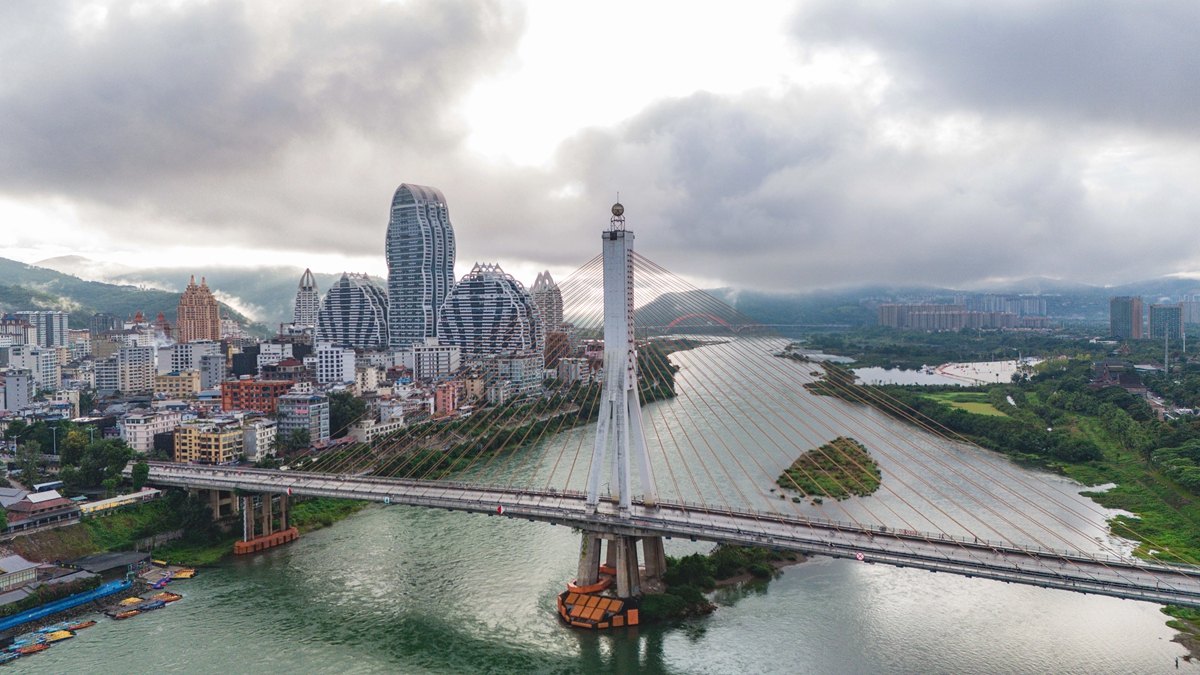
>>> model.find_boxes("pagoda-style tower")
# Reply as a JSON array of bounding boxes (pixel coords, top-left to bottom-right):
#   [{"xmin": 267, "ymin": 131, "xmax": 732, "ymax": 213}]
[{"xmin": 177, "ymin": 276, "xmax": 220, "ymax": 342}]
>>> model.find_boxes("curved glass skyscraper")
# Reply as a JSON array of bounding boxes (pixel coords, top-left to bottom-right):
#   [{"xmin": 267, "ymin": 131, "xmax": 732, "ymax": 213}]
[
  {"xmin": 317, "ymin": 273, "xmax": 389, "ymax": 350},
  {"xmin": 386, "ymin": 184, "xmax": 456, "ymax": 348},
  {"xmin": 436, "ymin": 263, "xmax": 544, "ymax": 358}
]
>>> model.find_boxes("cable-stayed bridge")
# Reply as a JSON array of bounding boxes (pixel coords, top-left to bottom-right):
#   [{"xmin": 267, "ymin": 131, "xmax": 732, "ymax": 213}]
[{"xmin": 139, "ymin": 203, "xmax": 1200, "ymax": 620}]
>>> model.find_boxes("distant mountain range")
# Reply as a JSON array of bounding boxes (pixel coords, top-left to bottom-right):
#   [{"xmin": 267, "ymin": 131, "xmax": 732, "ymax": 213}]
[
  {"xmin": 9, "ymin": 255, "xmax": 1200, "ymax": 335},
  {"xmin": 33, "ymin": 255, "xmax": 382, "ymax": 328},
  {"xmin": 0, "ymin": 257, "xmax": 269, "ymax": 336}
]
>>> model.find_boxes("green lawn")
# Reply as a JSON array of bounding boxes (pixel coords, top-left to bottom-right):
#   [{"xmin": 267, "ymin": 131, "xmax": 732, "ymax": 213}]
[{"xmin": 923, "ymin": 393, "xmax": 1008, "ymax": 417}]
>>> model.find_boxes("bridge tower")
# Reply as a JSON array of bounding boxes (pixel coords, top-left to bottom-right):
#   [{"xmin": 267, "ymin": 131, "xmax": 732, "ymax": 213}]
[{"xmin": 574, "ymin": 202, "xmax": 667, "ymax": 600}]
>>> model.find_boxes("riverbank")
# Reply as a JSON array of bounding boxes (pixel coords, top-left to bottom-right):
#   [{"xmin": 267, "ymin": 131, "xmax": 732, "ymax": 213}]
[{"xmin": 3, "ymin": 496, "xmax": 369, "ymax": 567}]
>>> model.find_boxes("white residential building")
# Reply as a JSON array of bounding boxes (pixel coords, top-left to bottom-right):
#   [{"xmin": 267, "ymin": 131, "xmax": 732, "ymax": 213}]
[
  {"xmin": 316, "ymin": 344, "xmax": 355, "ymax": 384},
  {"xmin": 8, "ymin": 344, "xmax": 60, "ymax": 392},
  {"xmin": 119, "ymin": 410, "xmax": 183, "ymax": 453},
  {"xmin": 0, "ymin": 370, "xmax": 34, "ymax": 411},
  {"xmin": 199, "ymin": 353, "xmax": 225, "ymax": 390},
  {"xmin": 411, "ymin": 338, "xmax": 460, "ymax": 381},
  {"xmin": 256, "ymin": 342, "xmax": 293, "ymax": 374},
  {"xmin": 157, "ymin": 340, "xmax": 221, "ymax": 375},
  {"xmin": 243, "ymin": 418, "xmax": 278, "ymax": 461}
]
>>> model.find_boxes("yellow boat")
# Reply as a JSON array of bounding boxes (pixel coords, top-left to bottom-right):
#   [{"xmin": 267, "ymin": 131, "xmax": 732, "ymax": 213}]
[
  {"xmin": 152, "ymin": 559, "xmax": 168, "ymax": 567},
  {"xmin": 44, "ymin": 630, "xmax": 74, "ymax": 643},
  {"xmin": 118, "ymin": 596, "xmax": 144, "ymax": 606},
  {"xmin": 171, "ymin": 569, "xmax": 196, "ymax": 580}
]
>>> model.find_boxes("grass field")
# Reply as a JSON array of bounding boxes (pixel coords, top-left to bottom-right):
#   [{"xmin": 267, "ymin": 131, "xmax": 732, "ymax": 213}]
[{"xmin": 923, "ymin": 392, "xmax": 1008, "ymax": 417}]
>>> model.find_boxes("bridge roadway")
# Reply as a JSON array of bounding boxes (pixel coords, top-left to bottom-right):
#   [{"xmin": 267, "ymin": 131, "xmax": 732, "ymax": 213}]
[{"xmin": 139, "ymin": 462, "xmax": 1200, "ymax": 608}]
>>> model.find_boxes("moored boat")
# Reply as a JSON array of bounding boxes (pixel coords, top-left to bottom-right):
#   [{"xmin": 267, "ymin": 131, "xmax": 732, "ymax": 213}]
[
  {"xmin": 16, "ymin": 643, "xmax": 49, "ymax": 655},
  {"xmin": 66, "ymin": 620, "xmax": 97, "ymax": 631},
  {"xmin": 113, "ymin": 610, "xmax": 140, "ymax": 620},
  {"xmin": 43, "ymin": 630, "xmax": 74, "ymax": 643},
  {"xmin": 171, "ymin": 569, "xmax": 196, "ymax": 580},
  {"xmin": 0, "ymin": 652, "xmax": 18, "ymax": 663},
  {"xmin": 118, "ymin": 596, "xmax": 143, "ymax": 606},
  {"xmin": 137, "ymin": 599, "xmax": 166, "ymax": 611},
  {"xmin": 150, "ymin": 592, "xmax": 182, "ymax": 603}
]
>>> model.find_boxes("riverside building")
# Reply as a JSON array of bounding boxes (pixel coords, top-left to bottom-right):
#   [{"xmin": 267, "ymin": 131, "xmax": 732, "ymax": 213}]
[
  {"xmin": 436, "ymin": 263, "xmax": 544, "ymax": 359},
  {"xmin": 386, "ymin": 184, "xmax": 455, "ymax": 348},
  {"xmin": 316, "ymin": 273, "xmax": 389, "ymax": 350}
]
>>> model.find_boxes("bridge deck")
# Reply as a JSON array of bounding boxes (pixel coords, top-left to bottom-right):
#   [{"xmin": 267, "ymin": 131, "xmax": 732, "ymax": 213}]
[{"xmin": 139, "ymin": 462, "xmax": 1200, "ymax": 608}]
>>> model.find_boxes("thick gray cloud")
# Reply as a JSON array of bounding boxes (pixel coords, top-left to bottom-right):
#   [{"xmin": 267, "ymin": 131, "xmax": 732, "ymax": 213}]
[
  {"xmin": 792, "ymin": 0, "xmax": 1200, "ymax": 133},
  {"xmin": 0, "ymin": 0, "xmax": 524, "ymax": 250},
  {"xmin": 4, "ymin": 0, "xmax": 1200, "ymax": 292}
]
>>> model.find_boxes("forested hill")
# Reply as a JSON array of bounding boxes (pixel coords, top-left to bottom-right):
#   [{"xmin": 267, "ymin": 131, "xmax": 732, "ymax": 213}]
[{"xmin": 0, "ymin": 258, "xmax": 267, "ymax": 335}]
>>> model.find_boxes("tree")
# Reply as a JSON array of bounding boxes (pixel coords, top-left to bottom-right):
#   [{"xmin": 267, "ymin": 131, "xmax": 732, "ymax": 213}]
[
  {"xmin": 329, "ymin": 391, "xmax": 367, "ymax": 439},
  {"xmin": 101, "ymin": 477, "xmax": 119, "ymax": 498},
  {"xmin": 131, "ymin": 461, "xmax": 150, "ymax": 491},
  {"xmin": 78, "ymin": 392, "xmax": 96, "ymax": 416},
  {"xmin": 14, "ymin": 441, "xmax": 45, "ymax": 489},
  {"xmin": 288, "ymin": 428, "xmax": 311, "ymax": 450},
  {"xmin": 62, "ymin": 430, "xmax": 87, "ymax": 466}
]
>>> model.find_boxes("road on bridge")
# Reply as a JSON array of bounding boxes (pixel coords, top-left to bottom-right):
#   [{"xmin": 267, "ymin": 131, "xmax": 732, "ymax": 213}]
[{"xmin": 137, "ymin": 462, "xmax": 1200, "ymax": 609}]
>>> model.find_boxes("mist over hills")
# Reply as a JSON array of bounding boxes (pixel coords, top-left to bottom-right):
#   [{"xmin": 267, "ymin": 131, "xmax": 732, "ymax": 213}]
[
  {"xmin": 0, "ymin": 257, "xmax": 268, "ymax": 336},
  {"xmin": 10, "ymin": 256, "xmax": 1200, "ymax": 334}
]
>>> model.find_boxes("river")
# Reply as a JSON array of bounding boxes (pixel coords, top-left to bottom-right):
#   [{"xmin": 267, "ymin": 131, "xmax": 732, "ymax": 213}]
[{"xmin": 19, "ymin": 339, "xmax": 1200, "ymax": 672}]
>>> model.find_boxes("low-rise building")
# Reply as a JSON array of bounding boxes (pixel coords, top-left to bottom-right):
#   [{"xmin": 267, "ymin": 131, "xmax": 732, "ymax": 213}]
[
  {"xmin": 221, "ymin": 377, "xmax": 295, "ymax": 414},
  {"xmin": 484, "ymin": 353, "xmax": 544, "ymax": 398},
  {"xmin": 557, "ymin": 357, "xmax": 590, "ymax": 385},
  {"xmin": 435, "ymin": 381, "xmax": 460, "ymax": 414},
  {"xmin": 5, "ymin": 490, "xmax": 81, "ymax": 534},
  {"xmin": 155, "ymin": 370, "xmax": 202, "ymax": 398},
  {"xmin": 0, "ymin": 555, "xmax": 38, "ymax": 592},
  {"xmin": 174, "ymin": 419, "xmax": 243, "ymax": 464}
]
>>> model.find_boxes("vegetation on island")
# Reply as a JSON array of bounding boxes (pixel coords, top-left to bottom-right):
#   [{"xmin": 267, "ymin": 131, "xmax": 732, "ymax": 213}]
[
  {"xmin": 777, "ymin": 437, "xmax": 881, "ymax": 500},
  {"xmin": 640, "ymin": 545, "xmax": 800, "ymax": 622}
]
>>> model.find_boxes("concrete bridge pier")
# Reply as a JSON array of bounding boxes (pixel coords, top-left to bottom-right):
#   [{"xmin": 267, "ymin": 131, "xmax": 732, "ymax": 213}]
[{"xmin": 234, "ymin": 493, "xmax": 297, "ymax": 555}]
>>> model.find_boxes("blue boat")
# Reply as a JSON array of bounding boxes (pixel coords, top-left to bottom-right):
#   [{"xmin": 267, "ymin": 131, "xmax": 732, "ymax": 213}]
[
  {"xmin": 137, "ymin": 600, "xmax": 166, "ymax": 611},
  {"xmin": 0, "ymin": 652, "xmax": 18, "ymax": 664}
]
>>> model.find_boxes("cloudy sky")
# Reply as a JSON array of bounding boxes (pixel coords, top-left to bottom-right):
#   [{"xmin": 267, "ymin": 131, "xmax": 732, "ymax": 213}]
[{"xmin": 1, "ymin": 0, "xmax": 1198, "ymax": 291}]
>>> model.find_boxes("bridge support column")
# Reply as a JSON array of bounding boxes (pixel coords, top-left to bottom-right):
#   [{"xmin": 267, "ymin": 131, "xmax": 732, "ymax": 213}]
[
  {"xmin": 242, "ymin": 496, "xmax": 254, "ymax": 541},
  {"xmin": 642, "ymin": 536, "xmax": 666, "ymax": 581},
  {"xmin": 577, "ymin": 533, "xmax": 602, "ymax": 587},
  {"xmin": 605, "ymin": 536, "xmax": 618, "ymax": 569},
  {"xmin": 263, "ymin": 495, "xmax": 274, "ymax": 537},
  {"xmin": 280, "ymin": 494, "xmax": 288, "ymax": 531},
  {"xmin": 614, "ymin": 536, "xmax": 641, "ymax": 598}
]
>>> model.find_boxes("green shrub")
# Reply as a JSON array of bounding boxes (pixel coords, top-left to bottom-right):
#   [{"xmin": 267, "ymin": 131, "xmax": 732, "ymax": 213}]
[
  {"xmin": 749, "ymin": 563, "xmax": 773, "ymax": 578},
  {"xmin": 665, "ymin": 584, "xmax": 708, "ymax": 606},
  {"xmin": 640, "ymin": 593, "xmax": 686, "ymax": 620}
]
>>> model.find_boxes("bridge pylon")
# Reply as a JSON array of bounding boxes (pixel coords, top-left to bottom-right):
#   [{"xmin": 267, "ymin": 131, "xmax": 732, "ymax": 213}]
[{"xmin": 567, "ymin": 202, "xmax": 666, "ymax": 620}]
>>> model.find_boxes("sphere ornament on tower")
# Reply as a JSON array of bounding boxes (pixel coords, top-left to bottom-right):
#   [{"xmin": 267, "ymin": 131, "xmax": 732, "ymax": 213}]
[{"xmin": 610, "ymin": 200, "xmax": 626, "ymax": 230}]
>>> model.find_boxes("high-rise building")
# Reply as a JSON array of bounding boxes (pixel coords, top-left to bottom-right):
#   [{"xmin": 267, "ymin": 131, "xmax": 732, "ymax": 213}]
[
  {"xmin": 90, "ymin": 313, "xmax": 122, "ymax": 338},
  {"xmin": 293, "ymin": 268, "xmax": 320, "ymax": 328},
  {"xmin": 436, "ymin": 263, "xmax": 544, "ymax": 359},
  {"xmin": 386, "ymin": 184, "xmax": 455, "ymax": 348},
  {"xmin": 1110, "ymin": 297, "xmax": 1144, "ymax": 339},
  {"xmin": 531, "ymin": 271, "xmax": 564, "ymax": 332},
  {"xmin": 411, "ymin": 338, "xmax": 461, "ymax": 380},
  {"xmin": 315, "ymin": 344, "xmax": 356, "ymax": 384},
  {"xmin": 1150, "ymin": 304, "xmax": 1184, "ymax": 342},
  {"xmin": 177, "ymin": 276, "xmax": 221, "ymax": 343},
  {"xmin": 13, "ymin": 311, "xmax": 68, "ymax": 348},
  {"xmin": 316, "ymin": 273, "xmax": 389, "ymax": 350}
]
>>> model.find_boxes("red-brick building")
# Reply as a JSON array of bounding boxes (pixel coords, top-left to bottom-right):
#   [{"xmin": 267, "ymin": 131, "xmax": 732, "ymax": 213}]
[{"xmin": 221, "ymin": 378, "xmax": 295, "ymax": 414}]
